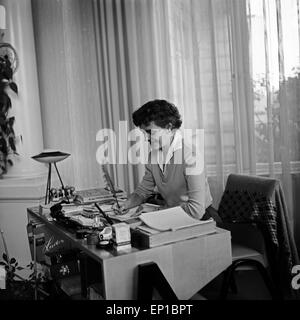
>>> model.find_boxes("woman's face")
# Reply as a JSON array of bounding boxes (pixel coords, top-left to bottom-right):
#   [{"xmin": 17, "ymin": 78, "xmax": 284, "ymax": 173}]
[{"xmin": 140, "ymin": 122, "xmax": 174, "ymax": 150}]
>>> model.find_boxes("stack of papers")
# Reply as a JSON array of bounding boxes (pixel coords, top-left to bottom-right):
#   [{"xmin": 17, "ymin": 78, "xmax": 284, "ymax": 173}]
[
  {"xmin": 132, "ymin": 206, "xmax": 216, "ymax": 248},
  {"xmin": 139, "ymin": 206, "xmax": 204, "ymax": 231},
  {"xmin": 74, "ymin": 187, "xmax": 127, "ymax": 204},
  {"xmin": 61, "ymin": 204, "xmax": 84, "ymax": 217},
  {"xmin": 69, "ymin": 215, "xmax": 95, "ymax": 227},
  {"xmin": 61, "ymin": 204, "xmax": 100, "ymax": 217}
]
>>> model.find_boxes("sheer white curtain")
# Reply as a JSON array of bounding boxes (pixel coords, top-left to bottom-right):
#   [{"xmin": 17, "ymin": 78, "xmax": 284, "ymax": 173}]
[
  {"xmin": 166, "ymin": 0, "xmax": 299, "ymax": 229},
  {"xmin": 91, "ymin": 0, "xmax": 256, "ymax": 203},
  {"xmin": 90, "ymin": 0, "xmax": 234, "ymax": 197},
  {"xmin": 32, "ymin": 0, "xmax": 299, "ymax": 232}
]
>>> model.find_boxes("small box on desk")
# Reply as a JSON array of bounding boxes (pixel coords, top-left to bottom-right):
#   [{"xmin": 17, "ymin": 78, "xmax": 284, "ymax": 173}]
[
  {"xmin": 113, "ymin": 242, "xmax": 132, "ymax": 252},
  {"xmin": 112, "ymin": 222, "xmax": 131, "ymax": 245}
]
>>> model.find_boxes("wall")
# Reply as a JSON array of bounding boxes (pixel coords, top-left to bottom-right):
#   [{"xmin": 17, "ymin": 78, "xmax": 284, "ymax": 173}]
[{"xmin": 0, "ymin": 177, "xmax": 45, "ymax": 278}]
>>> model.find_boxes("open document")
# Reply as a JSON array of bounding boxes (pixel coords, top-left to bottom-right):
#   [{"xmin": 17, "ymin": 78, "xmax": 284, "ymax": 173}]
[{"xmin": 139, "ymin": 206, "xmax": 210, "ymax": 231}]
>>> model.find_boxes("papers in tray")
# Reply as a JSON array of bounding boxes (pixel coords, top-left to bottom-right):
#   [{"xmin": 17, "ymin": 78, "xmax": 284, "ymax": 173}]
[
  {"xmin": 60, "ymin": 204, "xmax": 99, "ymax": 217},
  {"xmin": 132, "ymin": 207, "xmax": 216, "ymax": 248},
  {"xmin": 74, "ymin": 187, "xmax": 127, "ymax": 204},
  {"xmin": 139, "ymin": 206, "xmax": 208, "ymax": 231}
]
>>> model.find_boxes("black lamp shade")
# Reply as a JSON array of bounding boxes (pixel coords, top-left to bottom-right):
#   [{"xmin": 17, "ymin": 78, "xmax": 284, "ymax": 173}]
[{"xmin": 32, "ymin": 151, "xmax": 70, "ymax": 164}]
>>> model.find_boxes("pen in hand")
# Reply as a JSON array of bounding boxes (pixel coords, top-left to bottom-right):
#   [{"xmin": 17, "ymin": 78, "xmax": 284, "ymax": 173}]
[
  {"xmin": 115, "ymin": 196, "xmax": 121, "ymax": 210},
  {"xmin": 95, "ymin": 203, "xmax": 114, "ymax": 225},
  {"xmin": 112, "ymin": 202, "xmax": 129, "ymax": 215}
]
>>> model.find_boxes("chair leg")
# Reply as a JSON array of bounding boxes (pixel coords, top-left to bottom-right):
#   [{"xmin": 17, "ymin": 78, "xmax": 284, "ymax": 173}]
[
  {"xmin": 229, "ymin": 273, "xmax": 238, "ymax": 294},
  {"xmin": 219, "ymin": 265, "xmax": 235, "ymax": 300},
  {"xmin": 226, "ymin": 259, "xmax": 281, "ymax": 300},
  {"xmin": 249, "ymin": 261, "xmax": 281, "ymax": 300}
]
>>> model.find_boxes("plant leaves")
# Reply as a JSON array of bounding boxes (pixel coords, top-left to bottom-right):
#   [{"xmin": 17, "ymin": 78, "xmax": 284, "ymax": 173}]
[
  {"xmin": 0, "ymin": 92, "xmax": 12, "ymax": 112},
  {"xmin": 16, "ymin": 266, "xmax": 24, "ymax": 270},
  {"xmin": 8, "ymin": 136, "xmax": 16, "ymax": 152},
  {"xmin": 10, "ymin": 257, "xmax": 16, "ymax": 264},
  {"xmin": 0, "ymin": 138, "xmax": 7, "ymax": 154},
  {"xmin": 9, "ymin": 82, "xmax": 18, "ymax": 94},
  {"xmin": 0, "ymin": 261, "xmax": 6, "ymax": 266},
  {"xmin": 8, "ymin": 116, "xmax": 15, "ymax": 126},
  {"xmin": 3, "ymin": 68, "xmax": 13, "ymax": 80},
  {"xmin": 2, "ymin": 253, "xmax": 8, "ymax": 262}
]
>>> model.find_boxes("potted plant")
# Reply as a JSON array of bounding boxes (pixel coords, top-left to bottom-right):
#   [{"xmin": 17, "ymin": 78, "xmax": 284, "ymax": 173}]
[
  {"xmin": 0, "ymin": 42, "xmax": 18, "ymax": 176},
  {"xmin": 0, "ymin": 229, "xmax": 50, "ymax": 300}
]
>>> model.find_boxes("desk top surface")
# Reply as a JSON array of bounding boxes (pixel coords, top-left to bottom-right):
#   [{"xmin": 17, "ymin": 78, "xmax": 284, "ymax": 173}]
[{"xmin": 27, "ymin": 206, "xmax": 228, "ymax": 263}]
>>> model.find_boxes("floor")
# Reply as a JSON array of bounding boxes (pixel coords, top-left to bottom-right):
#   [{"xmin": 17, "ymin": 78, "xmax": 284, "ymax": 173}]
[
  {"xmin": 0, "ymin": 270, "xmax": 272, "ymax": 300},
  {"xmin": 194, "ymin": 270, "xmax": 272, "ymax": 300}
]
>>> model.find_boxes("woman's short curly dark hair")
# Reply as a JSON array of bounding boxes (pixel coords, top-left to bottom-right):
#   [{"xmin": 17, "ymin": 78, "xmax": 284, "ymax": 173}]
[{"xmin": 132, "ymin": 99, "xmax": 182, "ymax": 129}]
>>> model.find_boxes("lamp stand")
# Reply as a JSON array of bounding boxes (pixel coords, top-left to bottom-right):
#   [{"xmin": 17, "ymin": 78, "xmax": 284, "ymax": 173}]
[{"xmin": 44, "ymin": 162, "xmax": 69, "ymax": 204}]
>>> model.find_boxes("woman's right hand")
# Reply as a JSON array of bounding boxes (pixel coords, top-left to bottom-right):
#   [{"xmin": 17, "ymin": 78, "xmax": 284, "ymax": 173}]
[
  {"xmin": 113, "ymin": 200, "xmax": 130, "ymax": 215},
  {"xmin": 113, "ymin": 197, "xmax": 140, "ymax": 214},
  {"xmin": 113, "ymin": 193, "xmax": 145, "ymax": 215}
]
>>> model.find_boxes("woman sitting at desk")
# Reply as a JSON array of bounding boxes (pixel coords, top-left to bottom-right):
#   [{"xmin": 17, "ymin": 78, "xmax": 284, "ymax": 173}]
[{"xmin": 118, "ymin": 99, "xmax": 212, "ymax": 220}]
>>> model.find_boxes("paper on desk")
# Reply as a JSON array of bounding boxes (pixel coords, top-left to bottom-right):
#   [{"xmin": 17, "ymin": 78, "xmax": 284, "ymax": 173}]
[
  {"xmin": 107, "ymin": 206, "xmax": 140, "ymax": 221},
  {"xmin": 137, "ymin": 225, "xmax": 160, "ymax": 235},
  {"xmin": 61, "ymin": 205, "xmax": 84, "ymax": 217},
  {"xmin": 70, "ymin": 215, "xmax": 95, "ymax": 227},
  {"xmin": 139, "ymin": 206, "xmax": 209, "ymax": 231},
  {"xmin": 99, "ymin": 204, "xmax": 115, "ymax": 212}
]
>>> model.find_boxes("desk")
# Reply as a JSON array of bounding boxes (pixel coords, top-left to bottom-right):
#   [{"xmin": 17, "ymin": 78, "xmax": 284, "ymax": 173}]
[{"xmin": 27, "ymin": 207, "xmax": 232, "ymax": 300}]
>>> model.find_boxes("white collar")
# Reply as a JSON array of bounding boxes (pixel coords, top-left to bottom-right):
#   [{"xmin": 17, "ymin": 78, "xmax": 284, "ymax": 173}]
[{"xmin": 157, "ymin": 130, "xmax": 183, "ymax": 172}]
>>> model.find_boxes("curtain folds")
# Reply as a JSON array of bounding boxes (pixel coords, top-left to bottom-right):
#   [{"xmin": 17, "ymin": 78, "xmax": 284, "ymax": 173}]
[{"xmin": 32, "ymin": 0, "xmax": 299, "ymax": 233}]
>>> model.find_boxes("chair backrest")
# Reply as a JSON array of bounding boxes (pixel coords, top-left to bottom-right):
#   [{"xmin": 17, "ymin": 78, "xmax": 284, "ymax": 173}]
[
  {"xmin": 218, "ymin": 174, "xmax": 300, "ymax": 299},
  {"xmin": 217, "ymin": 173, "xmax": 278, "ymax": 258},
  {"xmin": 224, "ymin": 173, "xmax": 277, "ymax": 202}
]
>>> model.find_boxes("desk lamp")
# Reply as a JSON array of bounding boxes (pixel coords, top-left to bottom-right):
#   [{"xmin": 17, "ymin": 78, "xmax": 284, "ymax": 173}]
[{"xmin": 32, "ymin": 150, "xmax": 70, "ymax": 204}]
